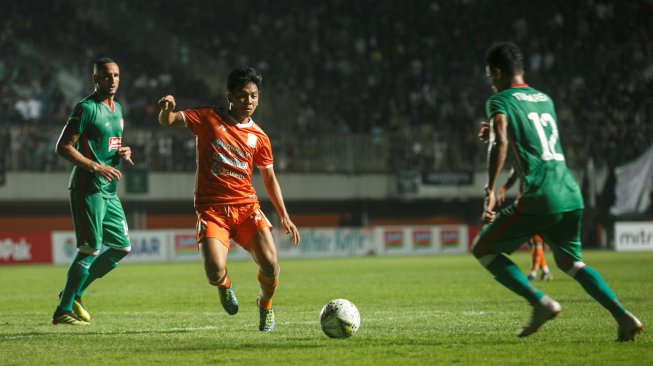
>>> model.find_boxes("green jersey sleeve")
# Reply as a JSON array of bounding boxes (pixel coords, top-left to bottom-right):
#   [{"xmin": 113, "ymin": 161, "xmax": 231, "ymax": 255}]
[
  {"xmin": 486, "ymin": 95, "xmax": 508, "ymax": 119},
  {"xmin": 66, "ymin": 102, "xmax": 94, "ymax": 135}
]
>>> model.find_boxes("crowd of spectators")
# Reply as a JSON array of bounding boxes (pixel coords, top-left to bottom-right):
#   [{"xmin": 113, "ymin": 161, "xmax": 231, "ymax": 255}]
[{"xmin": 1, "ymin": 0, "xmax": 652, "ymax": 175}]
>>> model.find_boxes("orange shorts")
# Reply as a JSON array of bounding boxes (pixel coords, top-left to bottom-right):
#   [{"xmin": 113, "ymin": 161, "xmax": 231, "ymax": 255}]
[{"xmin": 196, "ymin": 202, "xmax": 272, "ymax": 249}]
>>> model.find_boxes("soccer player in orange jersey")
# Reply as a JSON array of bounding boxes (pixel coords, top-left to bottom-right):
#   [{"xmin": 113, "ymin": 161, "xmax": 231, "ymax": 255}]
[
  {"xmin": 157, "ymin": 67, "xmax": 300, "ymax": 332},
  {"xmin": 527, "ymin": 235, "xmax": 552, "ymax": 282}
]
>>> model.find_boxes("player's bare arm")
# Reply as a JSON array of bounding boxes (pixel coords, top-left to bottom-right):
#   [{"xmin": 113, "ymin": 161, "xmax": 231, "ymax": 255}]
[
  {"xmin": 55, "ymin": 125, "xmax": 124, "ymax": 181},
  {"xmin": 157, "ymin": 95, "xmax": 184, "ymax": 127},
  {"xmin": 483, "ymin": 113, "xmax": 508, "ymax": 223},
  {"xmin": 259, "ymin": 167, "xmax": 300, "ymax": 245}
]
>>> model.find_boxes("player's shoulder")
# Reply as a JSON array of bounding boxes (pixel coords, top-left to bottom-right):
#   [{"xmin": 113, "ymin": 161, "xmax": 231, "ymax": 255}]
[
  {"xmin": 250, "ymin": 120, "xmax": 269, "ymax": 137},
  {"xmin": 77, "ymin": 94, "xmax": 97, "ymax": 108},
  {"xmin": 185, "ymin": 105, "xmax": 217, "ymax": 113},
  {"xmin": 183, "ymin": 105, "xmax": 222, "ymax": 121},
  {"xmin": 73, "ymin": 95, "xmax": 100, "ymax": 115}
]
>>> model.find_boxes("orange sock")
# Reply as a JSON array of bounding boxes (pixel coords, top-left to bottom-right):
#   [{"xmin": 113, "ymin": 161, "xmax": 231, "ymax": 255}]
[
  {"xmin": 539, "ymin": 250, "xmax": 549, "ymax": 272},
  {"xmin": 530, "ymin": 249, "xmax": 540, "ymax": 273},
  {"xmin": 209, "ymin": 274, "xmax": 231, "ymax": 289},
  {"xmin": 256, "ymin": 271, "xmax": 279, "ymax": 310}
]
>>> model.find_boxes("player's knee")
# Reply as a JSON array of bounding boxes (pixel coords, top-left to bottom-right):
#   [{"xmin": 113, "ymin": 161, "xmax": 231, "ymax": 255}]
[
  {"xmin": 554, "ymin": 254, "xmax": 582, "ymax": 275},
  {"xmin": 471, "ymin": 238, "xmax": 490, "ymax": 259},
  {"xmin": 561, "ymin": 261, "xmax": 585, "ymax": 277},
  {"xmin": 259, "ymin": 259, "xmax": 278, "ymax": 278},
  {"xmin": 206, "ymin": 268, "xmax": 228, "ymax": 286}
]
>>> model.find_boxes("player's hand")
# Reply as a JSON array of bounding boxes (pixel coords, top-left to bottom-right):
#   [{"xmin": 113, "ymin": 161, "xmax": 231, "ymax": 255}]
[
  {"xmin": 478, "ymin": 121, "xmax": 490, "ymax": 143},
  {"xmin": 158, "ymin": 95, "xmax": 176, "ymax": 112},
  {"xmin": 281, "ymin": 216, "xmax": 301, "ymax": 245},
  {"xmin": 118, "ymin": 146, "xmax": 134, "ymax": 165},
  {"xmin": 482, "ymin": 189, "xmax": 496, "ymax": 224},
  {"xmin": 94, "ymin": 164, "xmax": 123, "ymax": 181}
]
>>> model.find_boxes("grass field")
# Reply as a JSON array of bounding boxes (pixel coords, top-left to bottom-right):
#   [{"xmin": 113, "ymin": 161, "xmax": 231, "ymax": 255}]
[{"xmin": 1, "ymin": 251, "xmax": 651, "ymax": 365}]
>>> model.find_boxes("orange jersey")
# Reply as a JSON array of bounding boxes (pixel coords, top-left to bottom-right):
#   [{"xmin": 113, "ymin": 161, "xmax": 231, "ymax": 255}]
[{"xmin": 181, "ymin": 107, "xmax": 273, "ymax": 206}]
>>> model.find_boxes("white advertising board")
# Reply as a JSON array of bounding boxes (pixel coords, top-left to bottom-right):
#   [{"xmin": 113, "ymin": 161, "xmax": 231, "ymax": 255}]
[
  {"xmin": 614, "ymin": 222, "xmax": 653, "ymax": 252},
  {"xmin": 51, "ymin": 230, "xmax": 171, "ymax": 264},
  {"xmin": 374, "ymin": 226, "xmax": 468, "ymax": 255}
]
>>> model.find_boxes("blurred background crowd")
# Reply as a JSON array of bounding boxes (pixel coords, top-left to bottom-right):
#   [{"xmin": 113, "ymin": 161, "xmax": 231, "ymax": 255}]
[{"xmin": 1, "ymin": 0, "xmax": 652, "ymax": 174}]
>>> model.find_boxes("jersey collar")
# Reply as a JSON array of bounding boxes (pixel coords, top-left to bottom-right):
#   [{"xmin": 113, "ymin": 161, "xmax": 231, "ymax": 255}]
[
  {"xmin": 511, "ymin": 83, "xmax": 529, "ymax": 88},
  {"xmin": 225, "ymin": 111, "xmax": 253, "ymax": 128}
]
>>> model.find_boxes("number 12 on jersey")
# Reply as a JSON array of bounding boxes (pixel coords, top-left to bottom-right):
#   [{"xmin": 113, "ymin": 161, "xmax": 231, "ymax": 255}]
[{"xmin": 527, "ymin": 112, "xmax": 565, "ymax": 161}]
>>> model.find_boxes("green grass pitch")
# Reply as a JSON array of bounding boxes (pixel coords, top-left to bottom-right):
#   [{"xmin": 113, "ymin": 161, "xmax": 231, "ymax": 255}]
[{"xmin": 1, "ymin": 251, "xmax": 651, "ymax": 365}]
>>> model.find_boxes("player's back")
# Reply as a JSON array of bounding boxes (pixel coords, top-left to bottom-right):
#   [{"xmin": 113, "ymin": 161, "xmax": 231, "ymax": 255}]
[{"xmin": 486, "ymin": 85, "xmax": 583, "ymax": 214}]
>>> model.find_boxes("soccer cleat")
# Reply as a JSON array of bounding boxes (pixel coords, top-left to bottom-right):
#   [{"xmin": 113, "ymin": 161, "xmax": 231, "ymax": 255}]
[
  {"xmin": 218, "ymin": 286, "xmax": 239, "ymax": 315},
  {"xmin": 58, "ymin": 291, "xmax": 91, "ymax": 322},
  {"xmin": 616, "ymin": 312, "xmax": 643, "ymax": 342},
  {"xmin": 517, "ymin": 295, "xmax": 561, "ymax": 337},
  {"xmin": 527, "ymin": 273, "xmax": 536, "ymax": 282},
  {"xmin": 257, "ymin": 299, "xmax": 276, "ymax": 332},
  {"xmin": 52, "ymin": 307, "xmax": 90, "ymax": 325},
  {"xmin": 540, "ymin": 272, "xmax": 553, "ymax": 282}
]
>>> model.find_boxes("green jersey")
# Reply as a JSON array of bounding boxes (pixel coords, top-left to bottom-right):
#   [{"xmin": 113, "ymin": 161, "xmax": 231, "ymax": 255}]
[
  {"xmin": 65, "ymin": 94, "xmax": 125, "ymax": 195},
  {"xmin": 486, "ymin": 85, "xmax": 583, "ymax": 214}
]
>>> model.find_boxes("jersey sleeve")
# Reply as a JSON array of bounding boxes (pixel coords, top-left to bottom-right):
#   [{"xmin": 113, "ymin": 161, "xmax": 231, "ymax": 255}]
[
  {"xmin": 66, "ymin": 102, "xmax": 93, "ymax": 135},
  {"xmin": 180, "ymin": 108, "xmax": 203, "ymax": 135},
  {"xmin": 485, "ymin": 95, "xmax": 507, "ymax": 119},
  {"xmin": 254, "ymin": 134, "xmax": 274, "ymax": 169}
]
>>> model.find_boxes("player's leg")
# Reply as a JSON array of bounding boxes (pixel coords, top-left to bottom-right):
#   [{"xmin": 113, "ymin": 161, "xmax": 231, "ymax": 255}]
[
  {"xmin": 246, "ymin": 228, "xmax": 279, "ymax": 332},
  {"xmin": 527, "ymin": 241, "xmax": 538, "ymax": 281},
  {"xmin": 199, "ymin": 236, "xmax": 238, "ymax": 314},
  {"xmin": 472, "ymin": 204, "xmax": 560, "ymax": 337},
  {"xmin": 197, "ymin": 208, "xmax": 238, "ymax": 315},
  {"xmin": 473, "ymin": 205, "xmax": 545, "ymax": 306},
  {"xmin": 54, "ymin": 192, "xmax": 104, "ymax": 325},
  {"xmin": 78, "ymin": 195, "xmax": 131, "ymax": 300},
  {"xmin": 542, "ymin": 209, "xmax": 643, "ymax": 341},
  {"xmin": 236, "ymin": 204, "xmax": 277, "ymax": 331},
  {"xmin": 538, "ymin": 242, "xmax": 552, "ymax": 281}
]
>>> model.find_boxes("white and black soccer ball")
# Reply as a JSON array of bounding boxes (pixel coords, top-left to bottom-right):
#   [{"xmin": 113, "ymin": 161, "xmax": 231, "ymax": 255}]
[{"xmin": 319, "ymin": 299, "xmax": 361, "ymax": 338}]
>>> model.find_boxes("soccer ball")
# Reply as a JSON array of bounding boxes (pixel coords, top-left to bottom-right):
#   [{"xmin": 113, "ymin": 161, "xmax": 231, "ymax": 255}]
[{"xmin": 319, "ymin": 299, "xmax": 361, "ymax": 338}]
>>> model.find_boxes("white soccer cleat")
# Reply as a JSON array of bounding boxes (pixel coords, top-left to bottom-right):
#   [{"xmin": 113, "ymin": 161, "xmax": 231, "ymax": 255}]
[
  {"xmin": 617, "ymin": 312, "xmax": 643, "ymax": 342},
  {"xmin": 517, "ymin": 295, "xmax": 561, "ymax": 337}
]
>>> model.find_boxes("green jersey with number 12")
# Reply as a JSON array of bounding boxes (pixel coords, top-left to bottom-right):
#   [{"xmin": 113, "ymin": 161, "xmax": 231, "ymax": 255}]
[{"xmin": 486, "ymin": 85, "xmax": 583, "ymax": 214}]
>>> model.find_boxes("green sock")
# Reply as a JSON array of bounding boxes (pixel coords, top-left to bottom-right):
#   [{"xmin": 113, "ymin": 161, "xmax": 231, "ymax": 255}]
[
  {"xmin": 484, "ymin": 254, "xmax": 543, "ymax": 305},
  {"xmin": 77, "ymin": 248, "xmax": 128, "ymax": 297},
  {"xmin": 59, "ymin": 253, "xmax": 95, "ymax": 311},
  {"xmin": 573, "ymin": 266, "xmax": 626, "ymax": 318}
]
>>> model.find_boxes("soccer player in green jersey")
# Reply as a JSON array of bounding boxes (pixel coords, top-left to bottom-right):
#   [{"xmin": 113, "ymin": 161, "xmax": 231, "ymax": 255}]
[
  {"xmin": 52, "ymin": 57, "xmax": 134, "ymax": 325},
  {"xmin": 473, "ymin": 42, "xmax": 643, "ymax": 341}
]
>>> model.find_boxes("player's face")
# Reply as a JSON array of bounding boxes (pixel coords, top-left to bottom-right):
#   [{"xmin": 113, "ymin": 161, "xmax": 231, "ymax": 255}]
[
  {"xmin": 227, "ymin": 82, "xmax": 259, "ymax": 120},
  {"xmin": 94, "ymin": 63, "xmax": 120, "ymax": 96}
]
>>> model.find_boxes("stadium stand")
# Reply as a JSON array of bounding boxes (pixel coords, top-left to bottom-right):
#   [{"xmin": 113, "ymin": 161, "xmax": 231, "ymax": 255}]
[{"xmin": 1, "ymin": 1, "xmax": 652, "ymax": 175}]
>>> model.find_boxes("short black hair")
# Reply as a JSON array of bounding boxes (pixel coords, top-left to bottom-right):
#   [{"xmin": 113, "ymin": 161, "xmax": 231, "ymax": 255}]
[
  {"xmin": 227, "ymin": 67, "xmax": 262, "ymax": 92},
  {"xmin": 93, "ymin": 57, "xmax": 117, "ymax": 73},
  {"xmin": 485, "ymin": 42, "xmax": 523, "ymax": 76}
]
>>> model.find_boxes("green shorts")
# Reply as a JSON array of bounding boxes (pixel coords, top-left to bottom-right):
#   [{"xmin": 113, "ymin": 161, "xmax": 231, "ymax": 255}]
[
  {"xmin": 475, "ymin": 202, "xmax": 583, "ymax": 262},
  {"xmin": 70, "ymin": 190, "xmax": 131, "ymax": 253}
]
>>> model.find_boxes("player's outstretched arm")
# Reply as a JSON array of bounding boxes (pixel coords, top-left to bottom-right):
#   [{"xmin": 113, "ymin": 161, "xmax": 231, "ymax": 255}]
[
  {"xmin": 259, "ymin": 167, "xmax": 300, "ymax": 245},
  {"xmin": 157, "ymin": 95, "xmax": 184, "ymax": 127}
]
